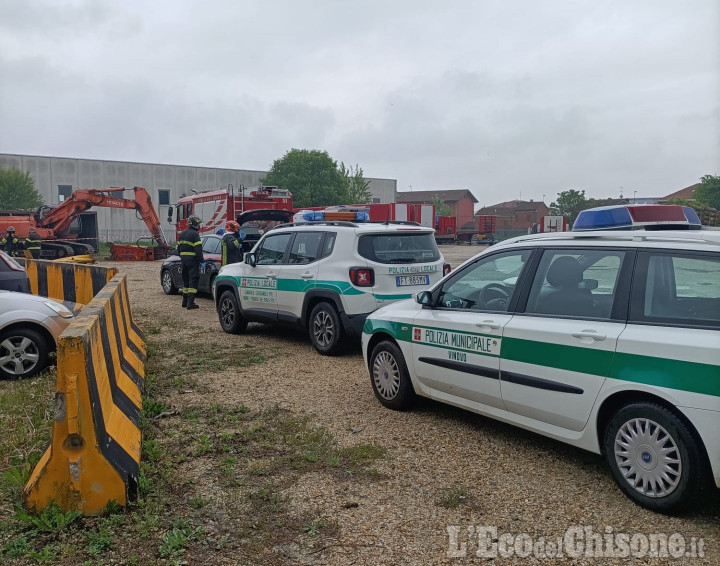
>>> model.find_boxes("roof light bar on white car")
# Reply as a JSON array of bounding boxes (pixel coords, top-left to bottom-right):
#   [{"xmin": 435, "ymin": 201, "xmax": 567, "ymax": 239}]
[{"xmin": 572, "ymin": 204, "xmax": 702, "ymax": 231}]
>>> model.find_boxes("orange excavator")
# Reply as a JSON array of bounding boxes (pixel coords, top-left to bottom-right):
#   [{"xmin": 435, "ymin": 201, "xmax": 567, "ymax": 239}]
[{"xmin": 0, "ymin": 187, "xmax": 170, "ymax": 260}]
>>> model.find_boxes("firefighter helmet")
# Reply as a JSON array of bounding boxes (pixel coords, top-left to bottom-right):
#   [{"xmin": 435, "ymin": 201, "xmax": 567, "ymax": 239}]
[
  {"xmin": 188, "ymin": 215, "xmax": 201, "ymax": 229},
  {"xmin": 226, "ymin": 221, "xmax": 240, "ymax": 232},
  {"xmin": 7, "ymin": 226, "xmax": 15, "ymax": 233}
]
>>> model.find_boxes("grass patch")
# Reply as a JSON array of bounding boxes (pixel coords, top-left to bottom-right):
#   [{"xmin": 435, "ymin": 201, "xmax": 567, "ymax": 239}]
[
  {"xmin": 437, "ymin": 485, "xmax": 475, "ymax": 509},
  {"xmin": 166, "ymin": 336, "xmax": 267, "ymax": 374},
  {"xmin": 0, "ymin": 312, "xmax": 387, "ymax": 564}
]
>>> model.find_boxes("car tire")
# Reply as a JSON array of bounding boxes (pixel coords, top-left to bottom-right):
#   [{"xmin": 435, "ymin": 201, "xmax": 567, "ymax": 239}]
[
  {"xmin": 161, "ymin": 269, "xmax": 178, "ymax": 295},
  {"xmin": 603, "ymin": 402, "xmax": 709, "ymax": 513},
  {"xmin": 218, "ymin": 290, "xmax": 247, "ymax": 334},
  {"xmin": 0, "ymin": 327, "xmax": 50, "ymax": 379},
  {"xmin": 369, "ymin": 340, "xmax": 417, "ymax": 410},
  {"xmin": 309, "ymin": 302, "xmax": 343, "ymax": 355}
]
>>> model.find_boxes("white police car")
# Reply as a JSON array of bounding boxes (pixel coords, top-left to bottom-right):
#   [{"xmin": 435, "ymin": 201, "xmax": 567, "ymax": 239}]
[
  {"xmin": 362, "ymin": 205, "xmax": 719, "ymax": 512},
  {"xmin": 214, "ymin": 214, "xmax": 450, "ymax": 355}
]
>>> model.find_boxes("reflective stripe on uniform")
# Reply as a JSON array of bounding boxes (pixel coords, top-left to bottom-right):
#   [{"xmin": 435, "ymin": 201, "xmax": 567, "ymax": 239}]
[
  {"xmin": 178, "ymin": 240, "xmax": 202, "ymax": 246},
  {"xmin": 180, "ymin": 252, "xmax": 197, "ymax": 256},
  {"xmin": 183, "ymin": 288, "xmax": 197, "ymax": 294}
]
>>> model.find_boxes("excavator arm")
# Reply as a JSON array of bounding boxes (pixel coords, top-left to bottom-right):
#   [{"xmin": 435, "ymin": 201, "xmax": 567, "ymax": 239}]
[{"xmin": 39, "ymin": 187, "xmax": 169, "ymax": 248}]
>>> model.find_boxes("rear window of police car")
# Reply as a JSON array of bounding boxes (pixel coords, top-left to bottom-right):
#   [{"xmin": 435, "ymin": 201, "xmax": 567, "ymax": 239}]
[{"xmin": 358, "ymin": 233, "xmax": 440, "ymax": 264}]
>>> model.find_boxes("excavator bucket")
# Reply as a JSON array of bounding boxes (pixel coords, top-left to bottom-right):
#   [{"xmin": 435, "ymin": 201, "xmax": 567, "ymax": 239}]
[
  {"xmin": 109, "ymin": 244, "xmax": 171, "ymax": 261},
  {"xmin": 109, "ymin": 244, "xmax": 156, "ymax": 261}
]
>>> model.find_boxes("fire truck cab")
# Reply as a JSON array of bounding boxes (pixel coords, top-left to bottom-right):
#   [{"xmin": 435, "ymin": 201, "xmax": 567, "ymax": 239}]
[{"xmin": 168, "ymin": 186, "xmax": 293, "ymax": 239}]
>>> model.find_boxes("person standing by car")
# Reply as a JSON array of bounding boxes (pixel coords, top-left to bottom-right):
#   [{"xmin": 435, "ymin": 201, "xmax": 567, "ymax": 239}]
[
  {"xmin": 1, "ymin": 227, "xmax": 20, "ymax": 257},
  {"xmin": 178, "ymin": 215, "xmax": 204, "ymax": 310},
  {"xmin": 221, "ymin": 221, "xmax": 243, "ymax": 267},
  {"xmin": 25, "ymin": 228, "xmax": 42, "ymax": 259}
]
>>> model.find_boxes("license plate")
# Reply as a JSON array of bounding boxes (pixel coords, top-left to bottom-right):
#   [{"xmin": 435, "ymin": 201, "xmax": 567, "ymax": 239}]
[{"xmin": 396, "ymin": 275, "xmax": 430, "ymax": 287}]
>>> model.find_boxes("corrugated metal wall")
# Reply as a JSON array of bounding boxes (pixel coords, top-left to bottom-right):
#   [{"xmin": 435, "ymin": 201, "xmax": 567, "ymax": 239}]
[{"xmin": 1, "ymin": 154, "xmax": 396, "ymax": 242}]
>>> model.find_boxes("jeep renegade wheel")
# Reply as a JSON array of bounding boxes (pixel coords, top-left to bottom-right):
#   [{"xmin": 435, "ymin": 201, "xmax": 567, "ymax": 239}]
[
  {"xmin": 309, "ymin": 302, "xmax": 343, "ymax": 355},
  {"xmin": 218, "ymin": 290, "xmax": 248, "ymax": 334}
]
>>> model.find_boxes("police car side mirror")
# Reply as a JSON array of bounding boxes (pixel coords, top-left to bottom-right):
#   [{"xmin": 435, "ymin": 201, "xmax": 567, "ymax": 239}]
[
  {"xmin": 416, "ymin": 291, "xmax": 433, "ymax": 306},
  {"xmin": 244, "ymin": 252, "xmax": 257, "ymax": 267}
]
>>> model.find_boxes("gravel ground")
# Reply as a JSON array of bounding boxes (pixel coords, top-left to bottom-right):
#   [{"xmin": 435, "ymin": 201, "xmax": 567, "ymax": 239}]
[{"xmin": 110, "ymin": 243, "xmax": 719, "ymax": 565}]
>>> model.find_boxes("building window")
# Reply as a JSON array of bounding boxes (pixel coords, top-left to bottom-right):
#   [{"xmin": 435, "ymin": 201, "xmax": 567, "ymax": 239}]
[
  {"xmin": 158, "ymin": 189, "xmax": 170, "ymax": 206},
  {"xmin": 372, "ymin": 198, "xmax": 381, "ymax": 203},
  {"xmin": 58, "ymin": 185, "xmax": 73, "ymax": 202}
]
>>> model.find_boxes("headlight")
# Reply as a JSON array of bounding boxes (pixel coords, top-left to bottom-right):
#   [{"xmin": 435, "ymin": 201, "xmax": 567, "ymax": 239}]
[{"xmin": 44, "ymin": 300, "xmax": 74, "ymax": 319}]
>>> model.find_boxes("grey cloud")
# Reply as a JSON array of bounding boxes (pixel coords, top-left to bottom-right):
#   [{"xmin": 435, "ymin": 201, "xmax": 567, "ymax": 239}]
[{"xmin": 0, "ymin": 0, "xmax": 717, "ymax": 204}]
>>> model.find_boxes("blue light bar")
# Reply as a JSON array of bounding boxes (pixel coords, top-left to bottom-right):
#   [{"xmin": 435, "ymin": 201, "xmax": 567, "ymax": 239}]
[
  {"xmin": 682, "ymin": 207, "xmax": 702, "ymax": 227},
  {"xmin": 301, "ymin": 210, "xmax": 370, "ymax": 222},
  {"xmin": 573, "ymin": 204, "xmax": 704, "ymax": 231},
  {"xmin": 573, "ymin": 206, "xmax": 633, "ymax": 231}
]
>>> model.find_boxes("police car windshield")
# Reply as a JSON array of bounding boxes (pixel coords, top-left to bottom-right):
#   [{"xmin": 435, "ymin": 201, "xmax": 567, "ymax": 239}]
[{"xmin": 358, "ymin": 233, "xmax": 440, "ymax": 264}]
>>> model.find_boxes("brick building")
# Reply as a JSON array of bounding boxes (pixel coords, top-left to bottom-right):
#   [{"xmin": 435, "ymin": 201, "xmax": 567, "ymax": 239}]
[
  {"xmin": 475, "ymin": 200, "xmax": 550, "ymax": 239},
  {"xmin": 396, "ymin": 189, "xmax": 478, "ymax": 228},
  {"xmin": 660, "ymin": 183, "xmax": 700, "ymax": 202}
]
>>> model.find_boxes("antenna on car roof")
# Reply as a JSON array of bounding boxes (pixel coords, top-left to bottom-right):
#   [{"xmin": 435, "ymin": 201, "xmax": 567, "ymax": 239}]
[{"xmin": 385, "ymin": 206, "xmax": 390, "ymax": 225}]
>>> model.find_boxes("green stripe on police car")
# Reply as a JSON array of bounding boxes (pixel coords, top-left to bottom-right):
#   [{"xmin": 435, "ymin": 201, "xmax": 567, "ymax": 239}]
[{"xmin": 364, "ymin": 320, "xmax": 720, "ymax": 398}]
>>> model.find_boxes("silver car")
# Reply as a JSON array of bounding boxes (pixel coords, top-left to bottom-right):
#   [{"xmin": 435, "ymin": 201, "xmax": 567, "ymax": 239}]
[{"xmin": 0, "ymin": 291, "xmax": 74, "ymax": 379}]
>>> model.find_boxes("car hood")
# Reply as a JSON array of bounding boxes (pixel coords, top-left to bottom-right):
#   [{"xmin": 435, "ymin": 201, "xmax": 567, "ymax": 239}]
[
  {"xmin": 367, "ymin": 296, "xmax": 422, "ymax": 321},
  {"xmin": 0, "ymin": 290, "xmax": 67, "ymax": 310}
]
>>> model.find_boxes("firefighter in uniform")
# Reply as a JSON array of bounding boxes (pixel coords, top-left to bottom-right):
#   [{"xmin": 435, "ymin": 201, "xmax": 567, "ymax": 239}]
[
  {"xmin": 1, "ymin": 226, "xmax": 20, "ymax": 257},
  {"xmin": 221, "ymin": 221, "xmax": 244, "ymax": 267},
  {"xmin": 178, "ymin": 215, "xmax": 204, "ymax": 310},
  {"xmin": 25, "ymin": 228, "xmax": 42, "ymax": 259}
]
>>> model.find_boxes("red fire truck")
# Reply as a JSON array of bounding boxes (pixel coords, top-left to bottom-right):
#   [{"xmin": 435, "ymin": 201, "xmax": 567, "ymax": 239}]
[{"xmin": 168, "ymin": 186, "xmax": 293, "ymax": 238}]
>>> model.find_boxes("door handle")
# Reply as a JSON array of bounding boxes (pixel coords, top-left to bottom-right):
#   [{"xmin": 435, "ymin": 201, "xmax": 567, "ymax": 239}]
[
  {"xmin": 475, "ymin": 320, "xmax": 500, "ymax": 330},
  {"xmin": 571, "ymin": 330, "xmax": 606, "ymax": 342},
  {"xmin": 300, "ymin": 273, "xmax": 314, "ymax": 279}
]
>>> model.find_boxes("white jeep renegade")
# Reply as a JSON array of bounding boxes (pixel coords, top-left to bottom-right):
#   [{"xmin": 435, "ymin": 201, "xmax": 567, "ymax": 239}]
[{"xmin": 214, "ymin": 220, "xmax": 449, "ymax": 355}]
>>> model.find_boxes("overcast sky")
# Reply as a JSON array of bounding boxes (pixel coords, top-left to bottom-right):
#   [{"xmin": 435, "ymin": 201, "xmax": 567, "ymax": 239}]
[{"xmin": 1, "ymin": 0, "xmax": 718, "ymax": 205}]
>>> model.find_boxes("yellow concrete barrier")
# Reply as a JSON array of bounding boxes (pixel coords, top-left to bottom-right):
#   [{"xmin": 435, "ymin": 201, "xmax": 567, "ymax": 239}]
[
  {"xmin": 19, "ymin": 258, "xmax": 118, "ymax": 312},
  {"xmin": 23, "ymin": 273, "xmax": 145, "ymax": 515}
]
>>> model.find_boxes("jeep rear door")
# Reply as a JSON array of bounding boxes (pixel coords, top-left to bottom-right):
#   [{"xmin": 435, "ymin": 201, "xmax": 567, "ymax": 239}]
[{"xmin": 357, "ymin": 230, "xmax": 443, "ymax": 308}]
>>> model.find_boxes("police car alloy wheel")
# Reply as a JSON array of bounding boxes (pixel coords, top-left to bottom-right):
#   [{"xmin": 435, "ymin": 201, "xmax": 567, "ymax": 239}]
[
  {"xmin": 0, "ymin": 328, "xmax": 49, "ymax": 379},
  {"xmin": 603, "ymin": 403, "xmax": 706, "ymax": 513},
  {"xmin": 161, "ymin": 270, "xmax": 177, "ymax": 295},
  {"xmin": 309, "ymin": 302, "xmax": 343, "ymax": 355},
  {"xmin": 218, "ymin": 290, "xmax": 248, "ymax": 334},
  {"xmin": 369, "ymin": 341, "xmax": 416, "ymax": 410}
]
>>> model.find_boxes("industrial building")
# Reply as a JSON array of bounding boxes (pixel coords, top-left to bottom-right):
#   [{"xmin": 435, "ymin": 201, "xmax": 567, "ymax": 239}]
[{"xmin": 0, "ymin": 153, "xmax": 397, "ymax": 242}]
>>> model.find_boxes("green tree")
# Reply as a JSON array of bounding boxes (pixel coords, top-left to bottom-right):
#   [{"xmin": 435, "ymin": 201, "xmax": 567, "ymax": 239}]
[
  {"xmin": 0, "ymin": 168, "xmax": 43, "ymax": 209},
  {"xmin": 550, "ymin": 189, "xmax": 589, "ymax": 227},
  {"xmin": 340, "ymin": 162, "xmax": 372, "ymax": 204},
  {"xmin": 693, "ymin": 174, "xmax": 720, "ymax": 209},
  {"xmin": 431, "ymin": 195, "xmax": 452, "ymax": 217},
  {"xmin": 262, "ymin": 149, "xmax": 349, "ymax": 208}
]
